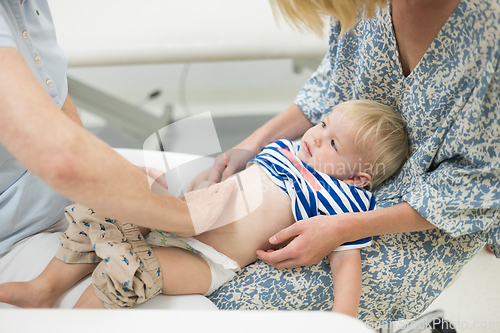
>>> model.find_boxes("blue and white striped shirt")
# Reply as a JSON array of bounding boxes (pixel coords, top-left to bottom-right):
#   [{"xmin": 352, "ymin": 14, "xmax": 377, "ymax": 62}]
[{"xmin": 250, "ymin": 139, "xmax": 375, "ymax": 251}]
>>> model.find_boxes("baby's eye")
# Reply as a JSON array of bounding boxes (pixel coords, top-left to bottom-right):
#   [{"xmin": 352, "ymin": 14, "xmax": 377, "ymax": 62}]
[
  {"xmin": 331, "ymin": 140, "xmax": 336, "ymax": 149},
  {"xmin": 321, "ymin": 121, "xmax": 326, "ymax": 128}
]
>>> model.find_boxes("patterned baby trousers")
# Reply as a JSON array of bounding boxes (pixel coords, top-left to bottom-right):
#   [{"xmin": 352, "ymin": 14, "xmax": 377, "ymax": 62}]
[{"xmin": 55, "ymin": 203, "xmax": 163, "ymax": 309}]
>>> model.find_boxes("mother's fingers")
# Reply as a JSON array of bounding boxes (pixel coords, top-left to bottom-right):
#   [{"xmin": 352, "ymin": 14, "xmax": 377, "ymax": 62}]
[
  {"xmin": 256, "ymin": 249, "xmax": 303, "ymax": 269},
  {"xmin": 272, "ymin": 259, "xmax": 303, "ymax": 269},
  {"xmin": 256, "ymin": 244, "xmax": 296, "ymax": 265},
  {"xmin": 268, "ymin": 222, "xmax": 302, "ymax": 245}
]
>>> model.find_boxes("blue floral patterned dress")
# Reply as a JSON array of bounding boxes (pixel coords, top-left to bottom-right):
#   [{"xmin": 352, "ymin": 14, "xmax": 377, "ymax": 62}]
[{"xmin": 209, "ymin": 0, "xmax": 500, "ymax": 323}]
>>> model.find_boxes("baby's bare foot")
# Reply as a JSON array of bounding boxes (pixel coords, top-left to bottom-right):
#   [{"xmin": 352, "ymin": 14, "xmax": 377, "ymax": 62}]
[{"xmin": 0, "ymin": 281, "xmax": 57, "ymax": 308}]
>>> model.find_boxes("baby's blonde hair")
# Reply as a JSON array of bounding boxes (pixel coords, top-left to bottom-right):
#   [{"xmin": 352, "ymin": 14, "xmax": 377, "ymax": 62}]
[
  {"xmin": 331, "ymin": 100, "xmax": 410, "ymax": 189},
  {"xmin": 269, "ymin": 0, "xmax": 386, "ymax": 35}
]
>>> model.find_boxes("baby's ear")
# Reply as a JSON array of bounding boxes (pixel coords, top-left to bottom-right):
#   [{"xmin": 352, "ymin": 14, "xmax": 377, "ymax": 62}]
[{"xmin": 344, "ymin": 172, "xmax": 371, "ymax": 188}]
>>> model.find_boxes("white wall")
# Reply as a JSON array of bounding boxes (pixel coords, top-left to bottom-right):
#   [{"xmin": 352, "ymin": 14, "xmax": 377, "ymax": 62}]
[
  {"xmin": 68, "ymin": 59, "xmax": 315, "ymax": 122},
  {"xmin": 49, "ymin": 1, "xmax": 325, "ymax": 127}
]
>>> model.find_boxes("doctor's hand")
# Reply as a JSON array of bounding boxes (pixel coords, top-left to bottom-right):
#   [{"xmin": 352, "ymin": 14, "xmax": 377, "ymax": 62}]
[
  {"xmin": 188, "ymin": 141, "xmax": 260, "ymax": 191},
  {"xmin": 256, "ymin": 215, "xmax": 345, "ymax": 269},
  {"xmin": 207, "ymin": 148, "xmax": 257, "ymax": 184},
  {"xmin": 187, "ymin": 167, "xmax": 211, "ymax": 192}
]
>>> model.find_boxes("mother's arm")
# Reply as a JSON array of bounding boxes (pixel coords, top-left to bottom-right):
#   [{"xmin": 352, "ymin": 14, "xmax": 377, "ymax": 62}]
[
  {"xmin": 204, "ymin": 104, "xmax": 314, "ymax": 184},
  {"xmin": 195, "ymin": 44, "xmax": 332, "ymax": 189},
  {"xmin": 189, "ymin": 104, "xmax": 313, "ymax": 190},
  {"xmin": 256, "ymin": 202, "xmax": 435, "ymax": 268}
]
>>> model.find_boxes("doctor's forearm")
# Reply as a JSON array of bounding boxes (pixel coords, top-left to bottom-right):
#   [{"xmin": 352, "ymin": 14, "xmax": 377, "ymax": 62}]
[
  {"xmin": 43, "ymin": 130, "xmax": 194, "ymax": 235},
  {"xmin": 0, "ymin": 48, "xmax": 194, "ymax": 236},
  {"xmin": 60, "ymin": 95, "xmax": 83, "ymax": 127},
  {"xmin": 35, "ymin": 124, "xmax": 194, "ymax": 235}
]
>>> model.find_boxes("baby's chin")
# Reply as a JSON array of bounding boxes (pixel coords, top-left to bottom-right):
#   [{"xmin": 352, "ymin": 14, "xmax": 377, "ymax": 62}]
[
  {"xmin": 297, "ymin": 154, "xmax": 315, "ymax": 170},
  {"xmin": 296, "ymin": 149, "xmax": 308, "ymax": 164},
  {"xmin": 296, "ymin": 157, "xmax": 337, "ymax": 177}
]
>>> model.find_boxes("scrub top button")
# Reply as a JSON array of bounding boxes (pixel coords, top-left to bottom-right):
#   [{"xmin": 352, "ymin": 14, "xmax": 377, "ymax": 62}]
[
  {"xmin": 34, "ymin": 56, "xmax": 41, "ymax": 64},
  {"xmin": 46, "ymin": 79, "xmax": 53, "ymax": 87},
  {"xmin": 22, "ymin": 30, "xmax": 29, "ymax": 39}
]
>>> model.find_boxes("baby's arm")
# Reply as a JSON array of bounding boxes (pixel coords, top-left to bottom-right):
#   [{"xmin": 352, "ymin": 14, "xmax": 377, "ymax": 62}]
[{"xmin": 328, "ymin": 249, "xmax": 362, "ymax": 317}]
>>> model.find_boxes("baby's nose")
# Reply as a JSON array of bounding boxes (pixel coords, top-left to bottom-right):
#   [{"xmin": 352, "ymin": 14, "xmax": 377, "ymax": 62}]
[{"xmin": 314, "ymin": 133, "xmax": 323, "ymax": 146}]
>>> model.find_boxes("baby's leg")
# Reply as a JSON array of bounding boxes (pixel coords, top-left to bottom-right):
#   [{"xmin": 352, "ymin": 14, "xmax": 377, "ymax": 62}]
[
  {"xmin": 73, "ymin": 284, "xmax": 105, "ymax": 309},
  {"xmin": 154, "ymin": 247, "xmax": 211, "ymax": 295},
  {"xmin": 0, "ymin": 258, "xmax": 97, "ymax": 308},
  {"xmin": 73, "ymin": 247, "xmax": 211, "ymax": 308}
]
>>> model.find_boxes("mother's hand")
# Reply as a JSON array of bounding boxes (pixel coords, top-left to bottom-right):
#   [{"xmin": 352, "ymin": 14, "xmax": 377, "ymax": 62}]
[{"xmin": 256, "ymin": 215, "xmax": 344, "ymax": 269}]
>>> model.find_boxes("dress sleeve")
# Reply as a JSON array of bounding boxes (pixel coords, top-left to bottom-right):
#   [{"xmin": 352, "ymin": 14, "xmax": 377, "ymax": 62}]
[
  {"xmin": 334, "ymin": 191, "xmax": 376, "ymax": 252},
  {"xmin": 403, "ymin": 57, "xmax": 500, "ymax": 252},
  {"xmin": 293, "ymin": 19, "xmax": 340, "ymax": 125},
  {"xmin": 0, "ymin": 6, "xmax": 17, "ymax": 49},
  {"xmin": 334, "ymin": 237, "xmax": 372, "ymax": 252}
]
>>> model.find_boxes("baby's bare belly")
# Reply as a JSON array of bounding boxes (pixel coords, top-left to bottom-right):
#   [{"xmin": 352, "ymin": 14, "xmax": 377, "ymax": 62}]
[{"xmin": 193, "ymin": 164, "xmax": 294, "ymax": 268}]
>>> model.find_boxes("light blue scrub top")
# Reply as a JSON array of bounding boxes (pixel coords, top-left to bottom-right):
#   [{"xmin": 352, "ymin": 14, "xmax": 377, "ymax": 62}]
[{"xmin": 0, "ymin": 0, "xmax": 71, "ymax": 254}]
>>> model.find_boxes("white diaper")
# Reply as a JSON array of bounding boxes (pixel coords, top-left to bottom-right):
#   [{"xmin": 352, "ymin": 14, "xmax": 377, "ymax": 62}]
[{"xmin": 146, "ymin": 230, "xmax": 241, "ymax": 296}]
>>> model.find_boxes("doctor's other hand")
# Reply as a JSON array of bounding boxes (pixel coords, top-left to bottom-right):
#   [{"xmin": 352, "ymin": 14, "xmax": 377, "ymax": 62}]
[
  {"xmin": 256, "ymin": 215, "xmax": 344, "ymax": 269},
  {"xmin": 207, "ymin": 148, "xmax": 257, "ymax": 184},
  {"xmin": 138, "ymin": 166, "xmax": 171, "ymax": 196},
  {"xmin": 187, "ymin": 167, "xmax": 212, "ymax": 192}
]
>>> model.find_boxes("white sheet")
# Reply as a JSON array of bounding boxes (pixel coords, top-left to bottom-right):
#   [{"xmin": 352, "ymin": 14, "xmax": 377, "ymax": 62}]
[
  {"xmin": 0, "ymin": 149, "xmax": 217, "ymax": 310},
  {"xmin": 0, "ymin": 148, "xmax": 375, "ymax": 333}
]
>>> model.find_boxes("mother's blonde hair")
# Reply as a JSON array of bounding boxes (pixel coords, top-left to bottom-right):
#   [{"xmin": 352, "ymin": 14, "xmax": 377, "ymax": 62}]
[{"xmin": 270, "ymin": 0, "xmax": 386, "ymax": 35}]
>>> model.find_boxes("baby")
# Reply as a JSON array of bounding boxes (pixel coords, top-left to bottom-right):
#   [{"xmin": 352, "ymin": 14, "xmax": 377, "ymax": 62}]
[{"xmin": 0, "ymin": 100, "xmax": 409, "ymax": 316}]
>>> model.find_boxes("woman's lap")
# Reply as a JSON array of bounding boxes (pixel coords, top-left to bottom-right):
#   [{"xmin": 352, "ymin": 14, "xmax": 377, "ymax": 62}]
[
  {"xmin": 209, "ymin": 228, "xmax": 485, "ymax": 323},
  {"xmin": 2, "ymin": 217, "xmax": 485, "ymax": 315}
]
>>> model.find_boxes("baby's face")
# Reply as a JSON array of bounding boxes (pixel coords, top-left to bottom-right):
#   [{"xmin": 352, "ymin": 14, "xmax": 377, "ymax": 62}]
[{"xmin": 298, "ymin": 110, "xmax": 371, "ymax": 187}]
